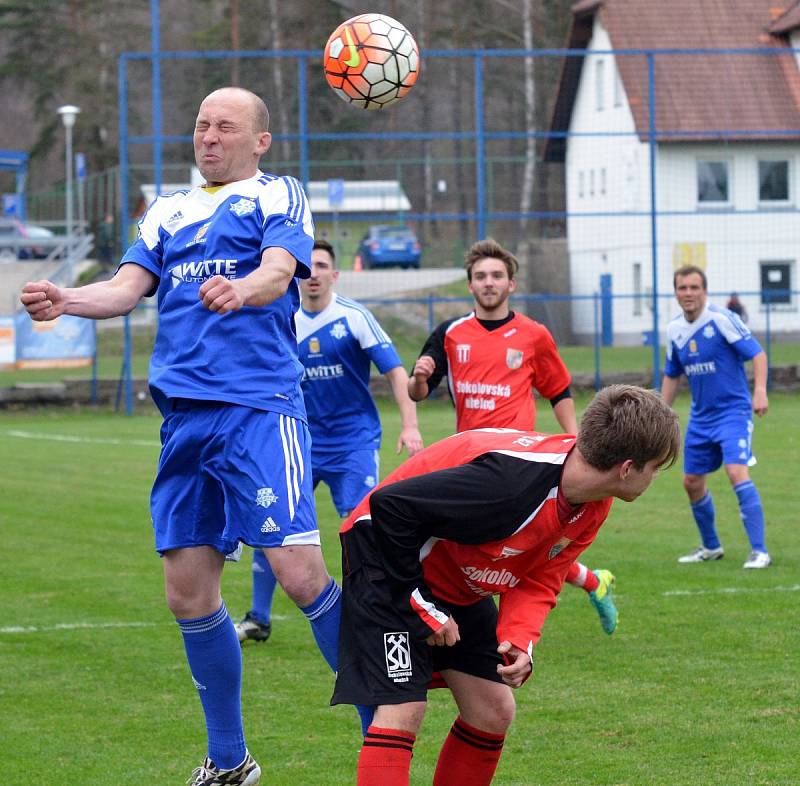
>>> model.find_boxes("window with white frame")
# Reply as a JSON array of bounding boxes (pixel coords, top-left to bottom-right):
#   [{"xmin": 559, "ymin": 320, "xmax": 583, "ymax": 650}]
[
  {"xmin": 589, "ymin": 169, "xmax": 595, "ymax": 197},
  {"xmin": 758, "ymin": 160, "xmax": 790, "ymax": 203},
  {"xmin": 632, "ymin": 261, "xmax": 643, "ymax": 316},
  {"xmin": 578, "ymin": 171, "xmax": 585, "ymax": 198},
  {"xmin": 613, "ymin": 62, "xmax": 624, "ymax": 107},
  {"xmin": 595, "ymin": 59, "xmax": 605, "ymax": 111},
  {"xmin": 760, "ymin": 260, "xmax": 794, "ymax": 308},
  {"xmin": 600, "ymin": 168, "xmax": 607, "ymax": 196},
  {"xmin": 697, "ymin": 160, "xmax": 730, "ymax": 204}
]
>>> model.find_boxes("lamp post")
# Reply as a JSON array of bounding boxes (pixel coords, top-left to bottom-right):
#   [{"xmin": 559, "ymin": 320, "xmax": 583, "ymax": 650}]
[{"xmin": 57, "ymin": 104, "xmax": 80, "ymax": 282}]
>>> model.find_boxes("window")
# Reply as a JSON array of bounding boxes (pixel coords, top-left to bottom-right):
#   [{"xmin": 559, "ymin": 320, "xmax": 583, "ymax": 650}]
[
  {"xmin": 760, "ymin": 260, "xmax": 794, "ymax": 308},
  {"xmin": 578, "ymin": 171, "xmax": 584, "ymax": 198},
  {"xmin": 632, "ymin": 262, "xmax": 643, "ymax": 316},
  {"xmin": 613, "ymin": 63, "xmax": 624, "ymax": 107},
  {"xmin": 697, "ymin": 160, "xmax": 730, "ymax": 204},
  {"xmin": 595, "ymin": 59, "xmax": 605, "ymax": 111},
  {"xmin": 758, "ymin": 160, "xmax": 790, "ymax": 202},
  {"xmin": 600, "ymin": 168, "xmax": 607, "ymax": 196},
  {"xmin": 589, "ymin": 170, "xmax": 595, "ymax": 197}
]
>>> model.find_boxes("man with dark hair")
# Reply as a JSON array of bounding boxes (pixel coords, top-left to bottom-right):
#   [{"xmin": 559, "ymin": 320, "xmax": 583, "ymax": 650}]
[
  {"xmin": 236, "ymin": 237, "xmax": 423, "ymax": 645},
  {"xmin": 332, "ymin": 385, "xmax": 680, "ymax": 786},
  {"xmin": 408, "ymin": 237, "xmax": 618, "ymax": 634},
  {"xmin": 663, "ymin": 265, "xmax": 771, "ymax": 568}
]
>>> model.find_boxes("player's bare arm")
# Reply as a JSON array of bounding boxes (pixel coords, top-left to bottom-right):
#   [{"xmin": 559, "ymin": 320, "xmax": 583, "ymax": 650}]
[
  {"xmin": 751, "ymin": 352, "xmax": 769, "ymax": 416},
  {"xmin": 408, "ymin": 354, "xmax": 435, "ymax": 400},
  {"xmin": 551, "ymin": 396, "xmax": 578, "ymax": 433},
  {"xmin": 200, "ymin": 246, "xmax": 296, "ymax": 313},
  {"xmin": 385, "ymin": 366, "xmax": 424, "ymax": 455},
  {"xmin": 20, "ymin": 264, "xmax": 156, "ymax": 322},
  {"xmin": 661, "ymin": 375, "xmax": 680, "ymax": 407},
  {"xmin": 496, "ymin": 641, "xmax": 532, "ymax": 688}
]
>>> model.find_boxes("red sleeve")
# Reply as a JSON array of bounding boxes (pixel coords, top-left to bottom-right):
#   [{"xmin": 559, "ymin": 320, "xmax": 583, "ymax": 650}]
[
  {"xmin": 529, "ymin": 324, "xmax": 571, "ymax": 400},
  {"xmin": 496, "ymin": 522, "xmax": 602, "ymax": 654}
]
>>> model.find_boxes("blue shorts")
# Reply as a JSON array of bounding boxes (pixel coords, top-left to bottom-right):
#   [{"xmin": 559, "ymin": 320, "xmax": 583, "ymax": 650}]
[
  {"xmin": 684, "ymin": 414, "xmax": 756, "ymax": 475},
  {"xmin": 151, "ymin": 400, "xmax": 318, "ymax": 554},
  {"xmin": 312, "ymin": 448, "xmax": 379, "ymax": 517}
]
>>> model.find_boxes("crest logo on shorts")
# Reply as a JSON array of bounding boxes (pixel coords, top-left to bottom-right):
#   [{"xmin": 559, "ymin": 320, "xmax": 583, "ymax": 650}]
[
  {"xmin": 256, "ymin": 487, "xmax": 278, "ymax": 508},
  {"xmin": 548, "ymin": 536, "xmax": 572, "ymax": 560},
  {"xmin": 384, "ymin": 632, "xmax": 413, "ymax": 682},
  {"xmin": 456, "ymin": 344, "xmax": 471, "ymax": 363},
  {"xmin": 506, "ymin": 348, "xmax": 523, "ymax": 369},
  {"xmin": 229, "ymin": 197, "xmax": 256, "ymax": 217}
]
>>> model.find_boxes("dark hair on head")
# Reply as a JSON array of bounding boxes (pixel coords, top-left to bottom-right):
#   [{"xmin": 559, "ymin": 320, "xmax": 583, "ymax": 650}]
[
  {"xmin": 577, "ymin": 385, "xmax": 680, "ymax": 471},
  {"xmin": 673, "ymin": 265, "xmax": 707, "ymax": 291},
  {"xmin": 313, "ymin": 239, "xmax": 336, "ymax": 264},
  {"xmin": 464, "ymin": 238, "xmax": 519, "ymax": 281}
]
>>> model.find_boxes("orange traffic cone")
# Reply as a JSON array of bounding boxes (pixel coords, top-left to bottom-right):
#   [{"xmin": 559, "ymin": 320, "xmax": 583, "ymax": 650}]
[{"xmin": 353, "ymin": 254, "xmax": 363, "ymax": 272}]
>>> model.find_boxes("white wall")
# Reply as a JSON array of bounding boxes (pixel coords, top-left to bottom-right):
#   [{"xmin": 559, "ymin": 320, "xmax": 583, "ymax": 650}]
[{"xmin": 565, "ymin": 17, "xmax": 800, "ymax": 342}]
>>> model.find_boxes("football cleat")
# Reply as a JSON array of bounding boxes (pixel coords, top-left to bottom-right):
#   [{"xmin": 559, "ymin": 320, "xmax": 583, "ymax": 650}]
[
  {"xmin": 678, "ymin": 546, "xmax": 725, "ymax": 563},
  {"xmin": 187, "ymin": 751, "xmax": 261, "ymax": 785},
  {"xmin": 588, "ymin": 569, "xmax": 618, "ymax": 635},
  {"xmin": 234, "ymin": 612, "xmax": 272, "ymax": 644},
  {"xmin": 743, "ymin": 550, "xmax": 772, "ymax": 569}
]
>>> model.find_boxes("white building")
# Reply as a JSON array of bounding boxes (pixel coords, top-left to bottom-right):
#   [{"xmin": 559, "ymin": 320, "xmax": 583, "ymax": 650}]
[{"xmin": 547, "ymin": 0, "xmax": 800, "ymax": 343}]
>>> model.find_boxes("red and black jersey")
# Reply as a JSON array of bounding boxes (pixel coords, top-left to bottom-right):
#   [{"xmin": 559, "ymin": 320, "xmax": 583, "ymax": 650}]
[
  {"xmin": 417, "ymin": 311, "xmax": 571, "ymax": 431},
  {"xmin": 340, "ymin": 429, "xmax": 613, "ymax": 656}
]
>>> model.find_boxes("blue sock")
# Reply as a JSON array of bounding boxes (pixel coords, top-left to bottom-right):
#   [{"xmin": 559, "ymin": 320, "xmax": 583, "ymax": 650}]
[
  {"xmin": 178, "ymin": 603, "xmax": 246, "ymax": 770},
  {"xmin": 299, "ymin": 577, "xmax": 341, "ymax": 672},
  {"xmin": 691, "ymin": 492, "xmax": 721, "ymax": 549},
  {"xmin": 298, "ymin": 578, "xmax": 374, "ymax": 736},
  {"xmin": 734, "ymin": 480, "xmax": 767, "ymax": 553},
  {"xmin": 251, "ymin": 548, "xmax": 277, "ymax": 624}
]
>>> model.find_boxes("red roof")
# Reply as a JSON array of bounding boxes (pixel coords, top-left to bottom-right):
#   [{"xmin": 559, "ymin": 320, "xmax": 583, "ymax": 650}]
[
  {"xmin": 769, "ymin": 1, "xmax": 800, "ymax": 34},
  {"xmin": 546, "ymin": 0, "xmax": 800, "ymax": 161}
]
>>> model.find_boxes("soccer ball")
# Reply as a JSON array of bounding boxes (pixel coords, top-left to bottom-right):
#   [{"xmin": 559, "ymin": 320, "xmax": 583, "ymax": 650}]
[{"xmin": 323, "ymin": 13, "xmax": 420, "ymax": 110}]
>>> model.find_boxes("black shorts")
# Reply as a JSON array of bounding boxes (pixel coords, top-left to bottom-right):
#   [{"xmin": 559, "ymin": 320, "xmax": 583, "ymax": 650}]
[{"xmin": 331, "ymin": 523, "xmax": 504, "ymax": 708}]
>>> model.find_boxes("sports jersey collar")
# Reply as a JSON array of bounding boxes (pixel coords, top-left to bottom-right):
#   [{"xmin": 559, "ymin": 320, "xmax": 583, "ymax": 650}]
[
  {"xmin": 475, "ymin": 311, "xmax": 516, "ymax": 332},
  {"xmin": 197, "ymin": 171, "xmax": 261, "ymax": 200}
]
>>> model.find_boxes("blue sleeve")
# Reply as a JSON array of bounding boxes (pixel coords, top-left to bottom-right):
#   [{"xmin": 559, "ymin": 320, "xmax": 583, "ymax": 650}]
[
  {"xmin": 260, "ymin": 215, "xmax": 313, "ymax": 279},
  {"xmin": 118, "ymin": 237, "xmax": 163, "ymax": 297},
  {"xmin": 664, "ymin": 342, "xmax": 684, "ymax": 378},
  {"xmin": 367, "ymin": 342, "xmax": 402, "ymax": 375}
]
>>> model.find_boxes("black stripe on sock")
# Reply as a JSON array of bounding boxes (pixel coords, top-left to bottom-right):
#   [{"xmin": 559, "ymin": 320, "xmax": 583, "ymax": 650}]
[
  {"xmin": 362, "ymin": 740, "xmax": 415, "ymax": 753},
  {"xmin": 451, "ymin": 721, "xmax": 505, "ymax": 751}
]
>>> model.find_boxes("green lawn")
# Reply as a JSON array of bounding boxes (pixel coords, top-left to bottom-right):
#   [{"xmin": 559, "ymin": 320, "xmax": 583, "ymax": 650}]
[{"xmin": 1, "ymin": 393, "xmax": 798, "ymax": 785}]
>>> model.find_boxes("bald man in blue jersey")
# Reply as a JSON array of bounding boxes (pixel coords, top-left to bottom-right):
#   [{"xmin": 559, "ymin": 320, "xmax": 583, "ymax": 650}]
[
  {"xmin": 21, "ymin": 87, "xmax": 345, "ymax": 786},
  {"xmin": 662, "ymin": 266, "xmax": 771, "ymax": 570}
]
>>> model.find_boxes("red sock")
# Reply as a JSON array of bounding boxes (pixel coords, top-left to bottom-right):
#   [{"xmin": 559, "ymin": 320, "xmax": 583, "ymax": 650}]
[
  {"xmin": 433, "ymin": 717, "xmax": 506, "ymax": 786},
  {"xmin": 566, "ymin": 561, "xmax": 598, "ymax": 593},
  {"xmin": 357, "ymin": 725, "xmax": 415, "ymax": 786}
]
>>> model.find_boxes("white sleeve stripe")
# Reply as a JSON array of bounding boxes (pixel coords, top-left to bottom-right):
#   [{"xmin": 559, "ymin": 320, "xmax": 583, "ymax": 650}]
[
  {"xmin": 490, "ymin": 450, "xmax": 569, "ymax": 464},
  {"xmin": 338, "ymin": 298, "xmax": 391, "ymax": 345},
  {"xmin": 513, "ymin": 486, "xmax": 560, "ymax": 535}
]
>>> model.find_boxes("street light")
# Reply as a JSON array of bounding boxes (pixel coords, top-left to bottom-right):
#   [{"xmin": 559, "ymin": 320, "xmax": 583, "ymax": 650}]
[{"xmin": 57, "ymin": 104, "xmax": 80, "ymax": 282}]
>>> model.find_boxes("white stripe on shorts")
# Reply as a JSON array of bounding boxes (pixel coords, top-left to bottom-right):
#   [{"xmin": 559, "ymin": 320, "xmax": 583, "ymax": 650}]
[{"xmin": 279, "ymin": 415, "xmax": 299, "ymax": 520}]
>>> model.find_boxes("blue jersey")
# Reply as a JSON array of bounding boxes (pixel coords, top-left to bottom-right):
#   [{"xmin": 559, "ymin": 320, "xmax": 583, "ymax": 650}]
[
  {"xmin": 120, "ymin": 172, "xmax": 314, "ymax": 418},
  {"xmin": 296, "ymin": 293, "xmax": 401, "ymax": 455},
  {"xmin": 664, "ymin": 304, "xmax": 762, "ymax": 425}
]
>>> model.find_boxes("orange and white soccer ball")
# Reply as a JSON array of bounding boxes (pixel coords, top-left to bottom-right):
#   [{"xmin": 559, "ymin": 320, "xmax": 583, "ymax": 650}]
[{"xmin": 323, "ymin": 13, "xmax": 420, "ymax": 110}]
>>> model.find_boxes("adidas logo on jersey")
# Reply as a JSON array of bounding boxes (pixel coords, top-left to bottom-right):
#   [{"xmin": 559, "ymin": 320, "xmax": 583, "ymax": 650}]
[
  {"xmin": 261, "ymin": 517, "xmax": 280, "ymax": 533},
  {"xmin": 166, "ymin": 210, "xmax": 184, "ymax": 225}
]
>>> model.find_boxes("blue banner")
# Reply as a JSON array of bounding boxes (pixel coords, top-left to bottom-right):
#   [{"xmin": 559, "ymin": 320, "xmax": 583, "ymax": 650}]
[{"xmin": 15, "ymin": 312, "xmax": 95, "ymax": 365}]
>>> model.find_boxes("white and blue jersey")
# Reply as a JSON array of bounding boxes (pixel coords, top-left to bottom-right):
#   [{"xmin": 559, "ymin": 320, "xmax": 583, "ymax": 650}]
[
  {"xmin": 297, "ymin": 293, "xmax": 401, "ymax": 456},
  {"xmin": 120, "ymin": 171, "xmax": 314, "ymax": 418},
  {"xmin": 664, "ymin": 304, "xmax": 763, "ymax": 427}
]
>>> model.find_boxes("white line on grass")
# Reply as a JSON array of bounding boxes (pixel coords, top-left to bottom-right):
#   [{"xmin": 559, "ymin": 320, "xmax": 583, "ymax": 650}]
[
  {"xmin": 0, "ymin": 615, "xmax": 291, "ymax": 635},
  {"xmin": 4, "ymin": 429, "xmax": 160, "ymax": 448},
  {"xmin": 663, "ymin": 584, "xmax": 800, "ymax": 597}
]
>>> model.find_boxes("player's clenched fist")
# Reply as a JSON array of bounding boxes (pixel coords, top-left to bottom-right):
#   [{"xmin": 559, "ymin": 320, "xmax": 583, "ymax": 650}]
[
  {"xmin": 412, "ymin": 355, "xmax": 435, "ymax": 382},
  {"xmin": 199, "ymin": 274, "xmax": 247, "ymax": 314},
  {"xmin": 20, "ymin": 280, "xmax": 65, "ymax": 321},
  {"xmin": 425, "ymin": 616, "xmax": 460, "ymax": 647}
]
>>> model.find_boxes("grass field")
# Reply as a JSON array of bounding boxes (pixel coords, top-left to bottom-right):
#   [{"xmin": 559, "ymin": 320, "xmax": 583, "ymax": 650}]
[{"xmin": 1, "ymin": 393, "xmax": 798, "ymax": 785}]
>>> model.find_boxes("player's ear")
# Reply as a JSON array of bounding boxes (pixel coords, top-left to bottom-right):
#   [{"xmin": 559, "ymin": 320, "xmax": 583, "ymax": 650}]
[
  {"xmin": 256, "ymin": 131, "xmax": 272, "ymax": 156},
  {"xmin": 619, "ymin": 459, "xmax": 635, "ymax": 480},
  {"xmin": 508, "ymin": 277, "xmax": 517, "ymax": 293}
]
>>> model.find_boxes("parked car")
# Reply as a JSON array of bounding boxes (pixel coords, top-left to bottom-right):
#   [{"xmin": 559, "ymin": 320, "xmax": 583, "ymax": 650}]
[
  {"xmin": 355, "ymin": 225, "xmax": 421, "ymax": 269},
  {"xmin": 0, "ymin": 219, "xmax": 55, "ymax": 260}
]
